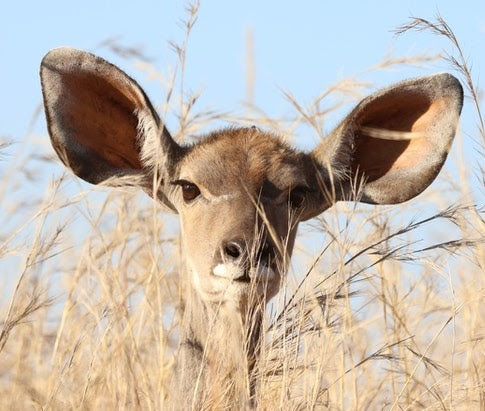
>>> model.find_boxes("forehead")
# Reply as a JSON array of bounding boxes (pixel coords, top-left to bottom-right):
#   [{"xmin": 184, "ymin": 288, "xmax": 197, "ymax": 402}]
[{"xmin": 179, "ymin": 128, "xmax": 307, "ymax": 194}]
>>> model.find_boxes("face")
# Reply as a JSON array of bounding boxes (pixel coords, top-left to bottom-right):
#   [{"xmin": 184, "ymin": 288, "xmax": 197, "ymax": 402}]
[{"xmin": 169, "ymin": 128, "xmax": 318, "ymax": 309}]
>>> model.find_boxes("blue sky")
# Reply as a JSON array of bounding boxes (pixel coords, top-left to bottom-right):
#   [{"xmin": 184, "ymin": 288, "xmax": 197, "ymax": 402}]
[
  {"xmin": 2, "ymin": 1, "xmax": 484, "ymax": 146},
  {"xmin": 0, "ymin": 0, "xmax": 484, "ymax": 241},
  {"xmin": 0, "ymin": 0, "xmax": 483, "ymax": 308}
]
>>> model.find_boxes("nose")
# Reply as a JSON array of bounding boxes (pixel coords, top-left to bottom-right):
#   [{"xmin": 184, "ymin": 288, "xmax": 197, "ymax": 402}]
[
  {"xmin": 222, "ymin": 238, "xmax": 275, "ymax": 264},
  {"xmin": 223, "ymin": 240, "xmax": 245, "ymax": 261}
]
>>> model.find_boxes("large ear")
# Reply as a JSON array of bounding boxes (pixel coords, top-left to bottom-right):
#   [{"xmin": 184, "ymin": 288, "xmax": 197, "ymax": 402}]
[
  {"xmin": 40, "ymin": 47, "xmax": 181, "ymax": 211},
  {"xmin": 312, "ymin": 73, "xmax": 463, "ymax": 205}
]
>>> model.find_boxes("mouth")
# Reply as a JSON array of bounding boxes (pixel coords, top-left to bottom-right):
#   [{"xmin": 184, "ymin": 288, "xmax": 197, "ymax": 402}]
[
  {"xmin": 233, "ymin": 272, "xmax": 251, "ymax": 283},
  {"xmin": 212, "ymin": 263, "xmax": 277, "ymax": 284}
]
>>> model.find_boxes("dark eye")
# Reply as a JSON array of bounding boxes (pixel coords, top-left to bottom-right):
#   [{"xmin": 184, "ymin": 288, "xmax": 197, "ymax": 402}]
[
  {"xmin": 288, "ymin": 187, "xmax": 306, "ymax": 210},
  {"xmin": 182, "ymin": 183, "xmax": 200, "ymax": 202},
  {"xmin": 172, "ymin": 180, "xmax": 201, "ymax": 202}
]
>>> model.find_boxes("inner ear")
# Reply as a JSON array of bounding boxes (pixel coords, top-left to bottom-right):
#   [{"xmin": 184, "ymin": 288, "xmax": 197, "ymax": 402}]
[
  {"xmin": 352, "ymin": 90, "xmax": 438, "ymax": 182},
  {"xmin": 58, "ymin": 72, "xmax": 145, "ymax": 171}
]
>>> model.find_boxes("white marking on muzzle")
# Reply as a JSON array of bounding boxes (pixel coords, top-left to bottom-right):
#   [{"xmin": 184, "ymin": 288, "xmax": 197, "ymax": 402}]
[{"xmin": 213, "ymin": 263, "xmax": 276, "ymax": 282}]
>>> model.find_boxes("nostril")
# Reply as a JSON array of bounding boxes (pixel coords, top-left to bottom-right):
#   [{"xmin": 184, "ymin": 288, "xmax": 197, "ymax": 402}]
[
  {"xmin": 256, "ymin": 240, "xmax": 276, "ymax": 266},
  {"xmin": 224, "ymin": 241, "xmax": 243, "ymax": 260},
  {"xmin": 259, "ymin": 241, "xmax": 271, "ymax": 259},
  {"xmin": 261, "ymin": 242, "xmax": 269, "ymax": 257}
]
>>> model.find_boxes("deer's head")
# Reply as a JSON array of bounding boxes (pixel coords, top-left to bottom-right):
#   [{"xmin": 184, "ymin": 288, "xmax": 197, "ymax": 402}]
[{"xmin": 41, "ymin": 48, "xmax": 463, "ymax": 311}]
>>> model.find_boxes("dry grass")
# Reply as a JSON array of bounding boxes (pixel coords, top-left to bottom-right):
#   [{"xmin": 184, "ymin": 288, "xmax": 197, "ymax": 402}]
[{"xmin": 1, "ymin": 7, "xmax": 484, "ymax": 411}]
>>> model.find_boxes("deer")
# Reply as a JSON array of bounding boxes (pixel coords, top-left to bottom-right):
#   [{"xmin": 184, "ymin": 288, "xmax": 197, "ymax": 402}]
[{"xmin": 40, "ymin": 47, "xmax": 463, "ymax": 409}]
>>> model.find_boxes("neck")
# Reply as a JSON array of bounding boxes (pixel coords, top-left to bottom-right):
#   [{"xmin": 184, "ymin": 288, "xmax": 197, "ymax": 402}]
[{"xmin": 174, "ymin": 283, "xmax": 264, "ymax": 408}]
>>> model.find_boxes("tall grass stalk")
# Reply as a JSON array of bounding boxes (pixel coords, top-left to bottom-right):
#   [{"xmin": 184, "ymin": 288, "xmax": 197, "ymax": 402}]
[{"xmin": 1, "ymin": 8, "xmax": 484, "ymax": 410}]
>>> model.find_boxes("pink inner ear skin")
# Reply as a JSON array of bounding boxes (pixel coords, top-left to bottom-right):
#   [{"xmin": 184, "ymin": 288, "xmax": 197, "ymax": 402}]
[
  {"xmin": 62, "ymin": 73, "xmax": 144, "ymax": 171},
  {"xmin": 352, "ymin": 92, "xmax": 448, "ymax": 183}
]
